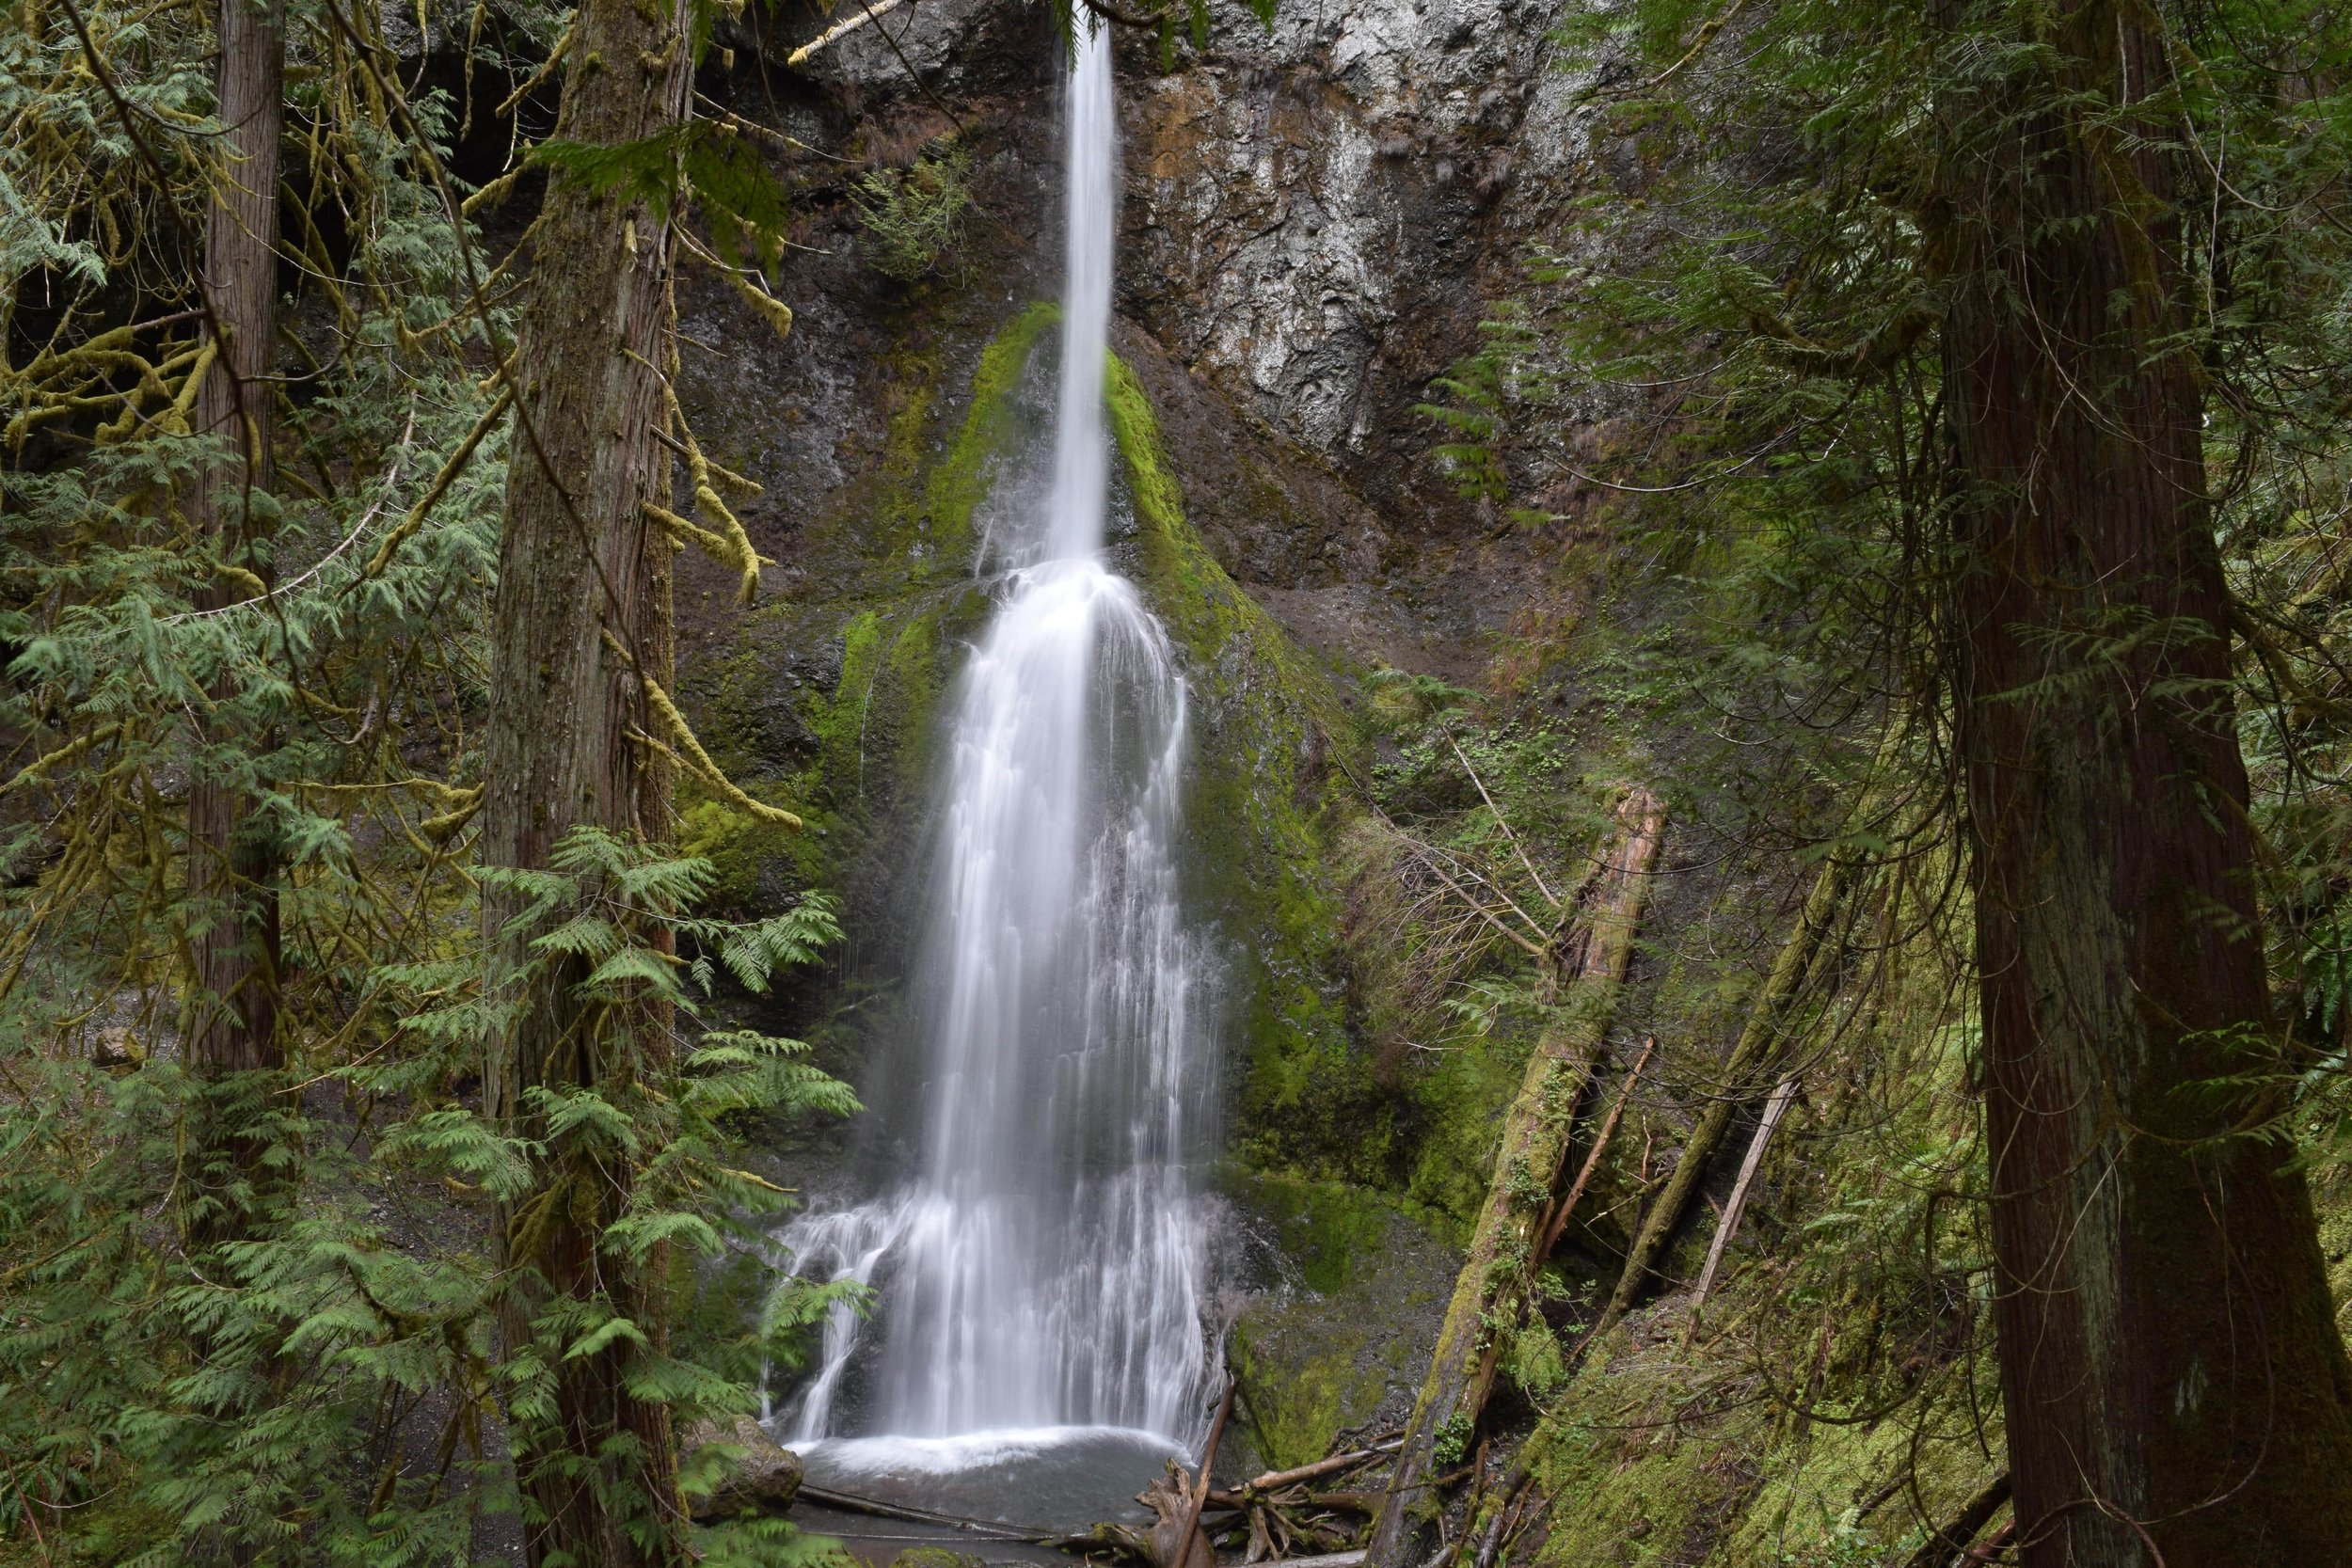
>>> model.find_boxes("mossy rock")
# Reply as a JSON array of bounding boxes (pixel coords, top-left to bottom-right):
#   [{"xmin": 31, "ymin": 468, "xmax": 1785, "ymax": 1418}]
[
  {"xmin": 679, "ymin": 1415, "xmax": 803, "ymax": 1519},
  {"xmin": 1226, "ymin": 1178, "xmax": 1456, "ymax": 1473},
  {"xmin": 887, "ymin": 1548, "xmax": 985, "ymax": 1568}
]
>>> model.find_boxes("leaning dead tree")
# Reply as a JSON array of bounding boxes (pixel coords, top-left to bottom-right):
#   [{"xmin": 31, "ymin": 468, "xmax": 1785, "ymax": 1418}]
[
  {"xmin": 1364, "ymin": 787, "xmax": 1666, "ymax": 1568},
  {"xmin": 1595, "ymin": 842, "xmax": 1865, "ymax": 1333}
]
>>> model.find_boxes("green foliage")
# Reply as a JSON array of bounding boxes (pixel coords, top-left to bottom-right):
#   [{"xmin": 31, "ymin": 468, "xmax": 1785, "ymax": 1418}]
[
  {"xmin": 850, "ymin": 141, "xmax": 975, "ymax": 283},
  {"xmin": 1431, "ymin": 1408, "xmax": 1473, "ymax": 1468},
  {"xmin": 0, "ymin": 0, "xmax": 844, "ymax": 1557}
]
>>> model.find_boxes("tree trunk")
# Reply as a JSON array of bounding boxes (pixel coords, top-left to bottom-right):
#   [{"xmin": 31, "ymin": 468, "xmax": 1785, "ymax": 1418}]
[
  {"xmin": 1363, "ymin": 788, "xmax": 1663, "ymax": 1568},
  {"xmin": 185, "ymin": 0, "xmax": 285, "ymax": 1087},
  {"xmin": 478, "ymin": 0, "xmax": 691, "ymax": 1555},
  {"xmin": 1938, "ymin": 4, "xmax": 2352, "ymax": 1561}
]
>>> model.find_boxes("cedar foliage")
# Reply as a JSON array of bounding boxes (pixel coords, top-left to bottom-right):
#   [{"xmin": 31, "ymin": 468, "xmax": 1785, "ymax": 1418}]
[{"xmin": 0, "ymin": 0, "xmax": 860, "ymax": 1560}]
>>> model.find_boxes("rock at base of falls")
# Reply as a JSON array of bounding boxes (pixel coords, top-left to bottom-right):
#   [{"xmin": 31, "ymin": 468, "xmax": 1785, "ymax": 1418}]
[
  {"xmin": 680, "ymin": 1415, "xmax": 804, "ymax": 1519},
  {"xmin": 886, "ymin": 1549, "xmax": 986, "ymax": 1568}
]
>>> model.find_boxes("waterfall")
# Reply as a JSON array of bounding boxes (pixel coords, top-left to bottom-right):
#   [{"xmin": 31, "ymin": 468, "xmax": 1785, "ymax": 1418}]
[{"xmin": 771, "ymin": 19, "xmax": 1220, "ymax": 1465}]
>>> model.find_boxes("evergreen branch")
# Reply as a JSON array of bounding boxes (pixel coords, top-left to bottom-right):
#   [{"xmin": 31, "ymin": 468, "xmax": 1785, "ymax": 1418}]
[{"xmin": 356, "ymin": 388, "xmax": 513, "ymax": 584}]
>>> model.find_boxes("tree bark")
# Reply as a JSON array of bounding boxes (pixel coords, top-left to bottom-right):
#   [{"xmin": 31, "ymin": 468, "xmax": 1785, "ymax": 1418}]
[
  {"xmin": 184, "ymin": 0, "xmax": 285, "ymax": 1086},
  {"xmin": 1937, "ymin": 4, "xmax": 2352, "ymax": 1561},
  {"xmin": 478, "ymin": 0, "xmax": 691, "ymax": 1556},
  {"xmin": 1363, "ymin": 788, "xmax": 1663, "ymax": 1568}
]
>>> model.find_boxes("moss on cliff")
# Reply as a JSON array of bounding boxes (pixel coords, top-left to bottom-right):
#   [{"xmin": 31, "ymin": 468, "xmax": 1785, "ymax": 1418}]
[
  {"xmin": 1522, "ymin": 1299, "xmax": 2005, "ymax": 1568},
  {"xmin": 1105, "ymin": 352, "xmax": 1406, "ymax": 1185},
  {"xmin": 1227, "ymin": 1176, "xmax": 1458, "ymax": 1473},
  {"xmin": 677, "ymin": 304, "xmax": 1060, "ymax": 927}
]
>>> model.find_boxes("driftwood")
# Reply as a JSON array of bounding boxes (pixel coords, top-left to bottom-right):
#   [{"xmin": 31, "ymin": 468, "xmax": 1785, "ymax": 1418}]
[
  {"xmin": 1231, "ymin": 1442, "xmax": 1403, "ymax": 1496},
  {"xmin": 797, "ymin": 1481, "xmax": 1047, "ymax": 1540},
  {"xmin": 1685, "ymin": 1073, "xmax": 1799, "ymax": 1326},
  {"xmin": 1198, "ymin": 1439, "xmax": 1405, "ymax": 1562},
  {"xmin": 1157, "ymin": 1375, "xmax": 1235, "ymax": 1568},
  {"xmin": 1596, "ymin": 845, "xmax": 1862, "ymax": 1332},
  {"xmin": 1364, "ymin": 789, "xmax": 1667, "ymax": 1568}
]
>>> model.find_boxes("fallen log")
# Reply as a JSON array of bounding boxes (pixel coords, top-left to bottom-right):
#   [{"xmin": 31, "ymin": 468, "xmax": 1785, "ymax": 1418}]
[
  {"xmin": 1685, "ymin": 1072, "xmax": 1800, "ymax": 1328},
  {"xmin": 795, "ymin": 1481, "xmax": 1048, "ymax": 1541},
  {"xmin": 1535, "ymin": 1034, "xmax": 1655, "ymax": 1260},
  {"xmin": 1596, "ymin": 843, "xmax": 1863, "ymax": 1333},
  {"xmin": 1363, "ymin": 787, "xmax": 1667, "ymax": 1568},
  {"xmin": 1896, "ymin": 1472, "xmax": 2011, "ymax": 1568}
]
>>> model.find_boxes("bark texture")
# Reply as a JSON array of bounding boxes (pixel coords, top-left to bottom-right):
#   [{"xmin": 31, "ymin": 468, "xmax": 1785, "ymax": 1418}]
[
  {"xmin": 478, "ymin": 0, "xmax": 691, "ymax": 1557},
  {"xmin": 1364, "ymin": 788, "xmax": 1663, "ymax": 1568},
  {"xmin": 1938, "ymin": 4, "xmax": 2352, "ymax": 1560},
  {"xmin": 185, "ymin": 0, "xmax": 284, "ymax": 1082}
]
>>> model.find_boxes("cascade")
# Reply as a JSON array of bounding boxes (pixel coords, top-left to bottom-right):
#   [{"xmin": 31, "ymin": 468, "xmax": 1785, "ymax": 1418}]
[{"xmin": 769, "ymin": 17, "xmax": 1221, "ymax": 1502}]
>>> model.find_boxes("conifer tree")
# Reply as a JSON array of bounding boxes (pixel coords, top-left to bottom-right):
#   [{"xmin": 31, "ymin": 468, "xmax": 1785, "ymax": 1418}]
[
  {"xmin": 1932, "ymin": 1, "xmax": 2352, "ymax": 1557},
  {"xmin": 1433, "ymin": 0, "xmax": 2352, "ymax": 1554},
  {"xmin": 185, "ymin": 0, "xmax": 286, "ymax": 1113},
  {"xmin": 478, "ymin": 0, "xmax": 698, "ymax": 1554}
]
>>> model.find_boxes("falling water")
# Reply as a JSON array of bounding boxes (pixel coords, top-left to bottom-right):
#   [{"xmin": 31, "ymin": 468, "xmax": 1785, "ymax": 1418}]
[{"xmin": 771, "ymin": 19, "xmax": 1220, "ymax": 1480}]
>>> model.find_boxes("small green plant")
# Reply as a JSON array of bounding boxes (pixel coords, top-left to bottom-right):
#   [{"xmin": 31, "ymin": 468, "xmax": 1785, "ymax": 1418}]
[
  {"xmin": 851, "ymin": 140, "xmax": 975, "ymax": 282},
  {"xmin": 1432, "ymin": 1408, "xmax": 1475, "ymax": 1468}
]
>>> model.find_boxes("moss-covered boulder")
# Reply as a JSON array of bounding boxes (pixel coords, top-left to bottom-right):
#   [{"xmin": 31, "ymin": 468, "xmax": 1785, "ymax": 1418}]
[{"xmin": 679, "ymin": 1415, "xmax": 803, "ymax": 1519}]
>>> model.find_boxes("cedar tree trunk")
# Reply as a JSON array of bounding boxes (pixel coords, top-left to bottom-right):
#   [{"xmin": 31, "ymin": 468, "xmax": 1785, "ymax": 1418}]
[
  {"xmin": 1939, "ymin": 3, "xmax": 2352, "ymax": 1560},
  {"xmin": 185, "ymin": 0, "xmax": 284, "ymax": 1084},
  {"xmin": 478, "ymin": 0, "xmax": 691, "ymax": 1557}
]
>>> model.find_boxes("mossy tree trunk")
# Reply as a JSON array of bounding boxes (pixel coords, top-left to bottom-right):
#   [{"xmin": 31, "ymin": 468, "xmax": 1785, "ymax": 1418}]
[
  {"xmin": 185, "ymin": 0, "xmax": 284, "ymax": 1095},
  {"xmin": 1936, "ymin": 2, "xmax": 2352, "ymax": 1560},
  {"xmin": 1364, "ymin": 788, "xmax": 1664, "ymax": 1568},
  {"xmin": 478, "ymin": 0, "xmax": 691, "ymax": 1556}
]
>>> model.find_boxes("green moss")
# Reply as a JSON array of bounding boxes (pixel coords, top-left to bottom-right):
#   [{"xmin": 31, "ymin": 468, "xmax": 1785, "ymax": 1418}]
[
  {"xmin": 677, "ymin": 792, "xmax": 810, "ymax": 913},
  {"xmin": 1104, "ymin": 353, "xmax": 1391, "ymax": 1183},
  {"xmin": 1239, "ymin": 1172, "xmax": 1406, "ymax": 1294},
  {"xmin": 678, "ymin": 303, "xmax": 1063, "ymax": 919},
  {"xmin": 920, "ymin": 300, "xmax": 1059, "ymax": 560},
  {"xmin": 1401, "ymin": 1016, "xmax": 1546, "ymax": 1231},
  {"xmin": 1226, "ymin": 1180, "xmax": 1458, "ymax": 1472}
]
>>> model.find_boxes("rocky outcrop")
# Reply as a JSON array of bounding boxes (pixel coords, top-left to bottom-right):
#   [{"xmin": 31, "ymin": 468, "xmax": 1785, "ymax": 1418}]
[
  {"xmin": 1123, "ymin": 0, "xmax": 1567, "ymax": 466},
  {"xmin": 728, "ymin": 0, "xmax": 1607, "ymax": 673}
]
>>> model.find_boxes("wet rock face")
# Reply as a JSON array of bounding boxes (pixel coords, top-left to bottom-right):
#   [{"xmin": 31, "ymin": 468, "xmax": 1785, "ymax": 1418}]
[{"xmin": 783, "ymin": 0, "xmax": 1600, "ymax": 549}]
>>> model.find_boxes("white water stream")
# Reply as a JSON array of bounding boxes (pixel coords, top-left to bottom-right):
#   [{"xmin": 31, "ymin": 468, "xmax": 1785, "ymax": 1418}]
[{"xmin": 770, "ymin": 20, "xmax": 1221, "ymax": 1486}]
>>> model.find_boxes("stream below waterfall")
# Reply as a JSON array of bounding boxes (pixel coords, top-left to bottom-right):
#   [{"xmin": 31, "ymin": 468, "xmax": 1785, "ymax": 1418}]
[{"xmin": 764, "ymin": 16, "xmax": 1226, "ymax": 1531}]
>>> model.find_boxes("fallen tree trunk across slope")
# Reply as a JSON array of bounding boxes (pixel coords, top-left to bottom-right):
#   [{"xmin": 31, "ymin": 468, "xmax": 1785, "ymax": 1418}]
[
  {"xmin": 1364, "ymin": 787, "xmax": 1666, "ymax": 1568},
  {"xmin": 1597, "ymin": 841, "xmax": 1863, "ymax": 1333}
]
